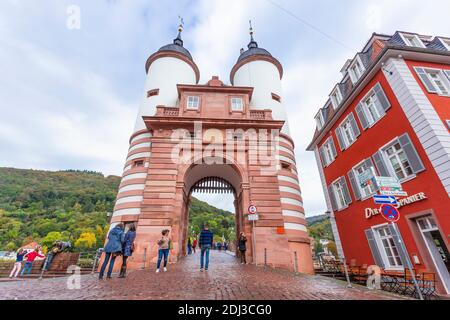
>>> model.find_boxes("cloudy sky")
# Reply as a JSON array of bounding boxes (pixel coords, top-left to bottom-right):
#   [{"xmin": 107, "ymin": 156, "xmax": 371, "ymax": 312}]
[{"xmin": 1, "ymin": 0, "xmax": 450, "ymax": 216}]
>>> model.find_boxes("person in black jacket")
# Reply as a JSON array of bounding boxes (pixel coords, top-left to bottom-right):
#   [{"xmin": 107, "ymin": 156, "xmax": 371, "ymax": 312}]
[
  {"xmin": 198, "ymin": 224, "xmax": 213, "ymax": 271},
  {"xmin": 238, "ymin": 233, "xmax": 247, "ymax": 264}
]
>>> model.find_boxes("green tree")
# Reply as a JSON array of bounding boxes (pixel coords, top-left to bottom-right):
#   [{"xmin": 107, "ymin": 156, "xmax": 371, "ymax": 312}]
[
  {"xmin": 41, "ymin": 231, "xmax": 66, "ymax": 248},
  {"xmin": 6, "ymin": 241, "xmax": 16, "ymax": 251}
]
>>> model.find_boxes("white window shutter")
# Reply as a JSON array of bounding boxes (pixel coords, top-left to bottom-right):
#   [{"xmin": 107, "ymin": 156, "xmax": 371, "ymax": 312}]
[
  {"xmin": 373, "ymin": 83, "xmax": 391, "ymax": 112},
  {"xmin": 356, "ymin": 103, "xmax": 369, "ymax": 130},
  {"xmin": 335, "ymin": 127, "xmax": 346, "ymax": 151},
  {"xmin": 319, "ymin": 146, "xmax": 327, "ymax": 168},
  {"xmin": 349, "ymin": 113, "xmax": 361, "ymax": 137},
  {"xmin": 329, "ymin": 138, "xmax": 338, "ymax": 159}
]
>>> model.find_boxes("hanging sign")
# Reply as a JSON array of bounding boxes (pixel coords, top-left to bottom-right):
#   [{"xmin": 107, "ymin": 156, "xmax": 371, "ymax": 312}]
[{"xmin": 248, "ymin": 214, "xmax": 259, "ymax": 221}]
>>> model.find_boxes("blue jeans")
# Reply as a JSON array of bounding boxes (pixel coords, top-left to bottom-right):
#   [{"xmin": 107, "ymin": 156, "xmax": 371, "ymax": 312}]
[
  {"xmin": 157, "ymin": 249, "xmax": 169, "ymax": 269},
  {"xmin": 99, "ymin": 252, "xmax": 117, "ymax": 278},
  {"xmin": 43, "ymin": 253, "xmax": 54, "ymax": 271},
  {"xmin": 187, "ymin": 245, "xmax": 192, "ymax": 255},
  {"xmin": 21, "ymin": 261, "xmax": 33, "ymax": 275},
  {"xmin": 200, "ymin": 245, "xmax": 211, "ymax": 269}
]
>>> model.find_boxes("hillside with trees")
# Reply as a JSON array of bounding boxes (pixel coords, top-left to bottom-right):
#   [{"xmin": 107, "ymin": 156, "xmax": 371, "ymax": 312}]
[
  {"xmin": 0, "ymin": 167, "xmax": 235, "ymax": 252},
  {"xmin": 306, "ymin": 214, "xmax": 337, "ymax": 256}
]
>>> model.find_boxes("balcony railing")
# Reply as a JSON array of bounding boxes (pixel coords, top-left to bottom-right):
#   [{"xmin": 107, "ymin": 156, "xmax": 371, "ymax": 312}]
[{"xmin": 155, "ymin": 105, "xmax": 272, "ymax": 120}]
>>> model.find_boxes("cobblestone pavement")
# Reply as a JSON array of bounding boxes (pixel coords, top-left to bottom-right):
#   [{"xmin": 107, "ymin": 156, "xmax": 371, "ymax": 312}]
[{"xmin": 0, "ymin": 251, "xmax": 406, "ymax": 300}]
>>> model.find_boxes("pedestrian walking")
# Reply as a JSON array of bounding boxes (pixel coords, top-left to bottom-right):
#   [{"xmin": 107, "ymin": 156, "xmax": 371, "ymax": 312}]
[
  {"xmin": 99, "ymin": 223, "xmax": 125, "ymax": 279},
  {"xmin": 21, "ymin": 247, "xmax": 45, "ymax": 276},
  {"xmin": 156, "ymin": 229, "xmax": 171, "ymax": 273},
  {"xmin": 9, "ymin": 249, "xmax": 25, "ymax": 278},
  {"xmin": 238, "ymin": 233, "xmax": 247, "ymax": 264},
  {"xmin": 187, "ymin": 237, "xmax": 192, "ymax": 255},
  {"xmin": 192, "ymin": 238, "xmax": 197, "ymax": 253},
  {"xmin": 199, "ymin": 224, "xmax": 213, "ymax": 271},
  {"xmin": 119, "ymin": 224, "xmax": 136, "ymax": 278}
]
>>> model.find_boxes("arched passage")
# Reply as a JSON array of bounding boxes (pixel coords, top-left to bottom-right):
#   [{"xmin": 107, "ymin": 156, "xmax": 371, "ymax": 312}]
[{"xmin": 176, "ymin": 160, "xmax": 254, "ymax": 262}]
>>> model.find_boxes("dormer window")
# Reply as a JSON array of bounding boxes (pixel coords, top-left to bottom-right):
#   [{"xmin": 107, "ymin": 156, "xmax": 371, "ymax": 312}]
[
  {"xmin": 400, "ymin": 33, "xmax": 425, "ymax": 48},
  {"xmin": 231, "ymin": 97, "xmax": 244, "ymax": 111},
  {"xmin": 315, "ymin": 109, "xmax": 325, "ymax": 130},
  {"xmin": 439, "ymin": 38, "xmax": 450, "ymax": 51},
  {"xmin": 348, "ymin": 56, "xmax": 365, "ymax": 84},
  {"xmin": 187, "ymin": 96, "xmax": 200, "ymax": 109},
  {"xmin": 330, "ymin": 86, "xmax": 343, "ymax": 109}
]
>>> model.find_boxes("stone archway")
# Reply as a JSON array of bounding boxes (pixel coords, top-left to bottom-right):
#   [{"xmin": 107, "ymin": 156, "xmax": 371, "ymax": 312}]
[{"xmin": 177, "ymin": 162, "xmax": 253, "ymax": 261}]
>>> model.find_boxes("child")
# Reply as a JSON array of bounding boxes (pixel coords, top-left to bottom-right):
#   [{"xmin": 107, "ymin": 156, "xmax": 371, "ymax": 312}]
[
  {"xmin": 21, "ymin": 247, "xmax": 45, "ymax": 276},
  {"xmin": 9, "ymin": 249, "xmax": 25, "ymax": 278}
]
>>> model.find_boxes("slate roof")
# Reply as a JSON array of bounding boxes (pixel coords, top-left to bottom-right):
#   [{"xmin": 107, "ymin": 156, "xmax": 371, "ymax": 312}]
[
  {"xmin": 237, "ymin": 38, "xmax": 273, "ymax": 63},
  {"xmin": 158, "ymin": 33, "xmax": 193, "ymax": 62}
]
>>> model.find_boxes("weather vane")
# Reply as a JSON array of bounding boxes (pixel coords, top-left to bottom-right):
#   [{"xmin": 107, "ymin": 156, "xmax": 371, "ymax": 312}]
[{"xmin": 178, "ymin": 15, "xmax": 184, "ymax": 33}]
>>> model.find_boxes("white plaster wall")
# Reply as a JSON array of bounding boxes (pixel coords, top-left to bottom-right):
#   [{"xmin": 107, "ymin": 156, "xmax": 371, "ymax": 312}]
[
  {"xmin": 233, "ymin": 60, "xmax": 291, "ymax": 135},
  {"xmin": 133, "ymin": 57, "xmax": 197, "ymax": 133}
]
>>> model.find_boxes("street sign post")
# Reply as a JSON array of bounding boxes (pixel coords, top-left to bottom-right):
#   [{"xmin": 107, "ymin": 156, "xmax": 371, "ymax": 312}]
[
  {"xmin": 248, "ymin": 205, "xmax": 258, "ymax": 265},
  {"xmin": 373, "ymin": 195, "xmax": 398, "ymax": 205}
]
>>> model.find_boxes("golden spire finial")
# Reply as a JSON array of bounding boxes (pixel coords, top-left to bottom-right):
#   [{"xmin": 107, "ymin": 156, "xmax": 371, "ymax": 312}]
[{"xmin": 178, "ymin": 15, "xmax": 184, "ymax": 33}]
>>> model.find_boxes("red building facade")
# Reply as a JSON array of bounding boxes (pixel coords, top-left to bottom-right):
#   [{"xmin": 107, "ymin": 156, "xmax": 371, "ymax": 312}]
[{"xmin": 307, "ymin": 32, "xmax": 450, "ymax": 295}]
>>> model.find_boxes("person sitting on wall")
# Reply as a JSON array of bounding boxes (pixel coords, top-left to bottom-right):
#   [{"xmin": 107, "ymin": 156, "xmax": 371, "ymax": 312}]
[{"xmin": 43, "ymin": 241, "xmax": 72, "ymax": 271}]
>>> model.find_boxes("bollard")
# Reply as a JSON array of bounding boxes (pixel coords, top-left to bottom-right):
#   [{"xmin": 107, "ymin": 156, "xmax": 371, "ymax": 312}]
[
  {"xmin": 142, "ymin": 247, "xmax": 147, "ymax": 269},
  {"xmin": 294, "ymin": 251, "xmax": 298, "ymax": 274},
  {"xmin": 91, "ymin": 252, "xmax": 99, "ymax": 274},
  {"xmin": 39, "ymin": 256, "xmax": 48, "ymax": 280},
  {"xmin": 264, "ymin": 248, "xmax": 267, "ymax": 267},
  {"xmin": 342, "ymin": 256, "xmax": 353, "ymax": 288}
]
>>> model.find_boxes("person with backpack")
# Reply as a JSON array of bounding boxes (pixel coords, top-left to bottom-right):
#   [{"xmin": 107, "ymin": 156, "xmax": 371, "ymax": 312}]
[
  {"xmin": 156, "ymin": 229, "xmax": 171, "ymax": 273},
  {"xmin": 21, "ymin": 247, "xmax": 45, "ymax": 276},
  {"xmin": 238, "ymin": 233, "xmax": 247, "ymax": 264},
  {"xmin": 199, "ymin": 224, "xmax": 213, "ymax": 271},
  {"xmin": 99, "ymin": 223, "xmax": 125, "ymax": 279},
  {"xmin": 9, "ymin": 249, "xmax": 25, "ymax": 278},
  {"xmin": 119, "ymin": 223, "xmax": 136, "ymax": 278}
]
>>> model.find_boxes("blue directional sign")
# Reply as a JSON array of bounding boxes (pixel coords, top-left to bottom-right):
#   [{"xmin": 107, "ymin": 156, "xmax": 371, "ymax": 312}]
[{"xmin": 373, "ymin": 195, "xmax": 398, "ymax": 205}]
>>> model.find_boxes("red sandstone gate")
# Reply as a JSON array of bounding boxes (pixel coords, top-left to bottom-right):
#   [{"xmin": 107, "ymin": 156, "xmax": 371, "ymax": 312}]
[{"xmin": 105, "ymin": 26, "xmax": 314, "ymax": 274}]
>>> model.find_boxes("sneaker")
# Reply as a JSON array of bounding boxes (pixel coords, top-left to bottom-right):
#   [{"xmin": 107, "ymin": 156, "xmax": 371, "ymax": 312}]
[
  {"xmin": 200, "ymin": 268, "xmax": 204, "ymax": 272},
  {"xmin": 156, "ymin": 269, "xmax": 160, "ymax": 273},
  {"xmin": 163, "ymin": 267, "xmax": 167, "ymax": 272},
  {"xmin": 205, "ymin": 268, "xmax": 208, "ymax": 271}
]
